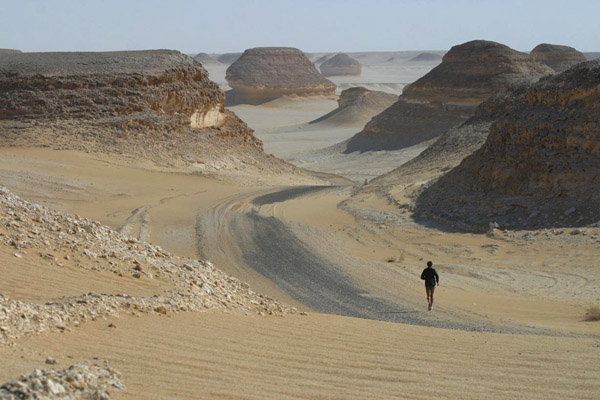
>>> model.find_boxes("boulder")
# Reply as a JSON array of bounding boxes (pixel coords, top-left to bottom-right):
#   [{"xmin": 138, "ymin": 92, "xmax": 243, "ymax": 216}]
[
  {"xmin": 319, "ymin": 53, "xmax": 362, "ymax": 76},
  {"xmin": 530, "ymin": 43, "xmax": 587, "ymax": 72},
  {"xmin": 414, "ymin": 60, "xmax": 600, "ymax": 230},
  {"xmin": 345, "ymin": 40, "xmax": 553, "ymax": 152},
  {"xmin": 226, "ymin": 47, "xmax": 336, "ymax": 105}
]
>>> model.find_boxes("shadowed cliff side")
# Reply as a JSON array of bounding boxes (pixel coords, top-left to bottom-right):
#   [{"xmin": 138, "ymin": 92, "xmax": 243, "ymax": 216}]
[{"xmin": 414, "ymin": 60, "xmax": 600, "ymax": 231}]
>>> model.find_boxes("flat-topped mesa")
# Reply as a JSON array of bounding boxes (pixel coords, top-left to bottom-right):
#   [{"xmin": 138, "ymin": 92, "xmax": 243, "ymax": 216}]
[
  {"xmin": 345, "ymin": 40, "xmax": 554, "ymax": 152},
  {"xmin": 319, "ymin": 53, "xmax": 362, "ymax": 76},
  {"xmin": 0, "ymin": 50, "xmax": 226, "ymax": 128},
  {"xmin": 226, "ymin": 47, "xmax": 336, "ymax": 105},
  {"xmin": 309, "ymin": 87, "xmax": 397, "ymax": 126},
  {"xmin": 414, "ymin": 60, "xmax": 600, "ymax": 231},
  {"xmin": 530, "ymin": 43, "xmax": 587, "ymax": 72},
  {"xmin": 402, "ymin": 40, "xmax": 554, "ymax": 106}
]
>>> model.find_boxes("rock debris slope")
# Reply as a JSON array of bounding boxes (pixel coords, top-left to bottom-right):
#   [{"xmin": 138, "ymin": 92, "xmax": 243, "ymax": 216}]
[
  {"xmin": 345, "ymin": 40, "xmax": 554, "ymax": 152},
  {"xmin": 530, "ymin": 43, "xmax": 587, "ymax": 73},
  {"xmin": 0, "ymin": 184, "xmax": 295, "ymax": 345},
  {"xmin": 414, "ymin": 60, "xmax": 600, "ymax": 231},
  {"xmin": 319, "ymin": 53, "xmax": 362, "ymax": 76},
  {"xmin": 226, "ymin": 47, "xmax": 336, "ymax": 105}
]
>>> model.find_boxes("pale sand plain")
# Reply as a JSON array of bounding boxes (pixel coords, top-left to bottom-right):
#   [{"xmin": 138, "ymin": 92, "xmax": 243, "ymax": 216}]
[
  {"xmin": 1, "ymin": 55, "xmax": 599, "ymax": 398},
  {"xmin": 1, "ymin": 146, "xmax": 599, "ymax": 399}
]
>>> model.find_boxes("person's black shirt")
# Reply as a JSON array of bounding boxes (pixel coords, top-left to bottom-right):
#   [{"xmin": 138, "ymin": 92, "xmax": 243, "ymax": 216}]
[{"xmin": 421, "ymin": 267, "xmax": 439, "ymax": 288}]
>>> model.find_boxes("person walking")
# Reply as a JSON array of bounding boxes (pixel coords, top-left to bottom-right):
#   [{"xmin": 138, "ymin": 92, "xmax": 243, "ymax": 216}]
[{"xmin": 421, "ymin": 261, "xmax": 439, "ymax": 311}]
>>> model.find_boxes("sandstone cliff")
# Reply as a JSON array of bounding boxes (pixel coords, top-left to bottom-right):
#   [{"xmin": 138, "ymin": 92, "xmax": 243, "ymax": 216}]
[
  {"xmin": 414, "ymin": 60, "xmax": 600, "ymax": 231},
  {"xmin": 530, "ymin": 43, "xmax": 587, "ymax": 72},
  {"xmin": 319, "ymin": 53, "xmax": 362, "ymax": 76},
  {"xmin": 226, "ymin": 47, "xmax": 336, "ymax": 105},
  {"xmin": 345, "ymin": 40, "xmax": 553, "ymax": 152},
  {"xmin": 309, "ymin": 87, "xmax": 397, "ymax": 126},
  {"xmin": 0, "ymin": 50, "xmax": 306, "ymax": 176}
]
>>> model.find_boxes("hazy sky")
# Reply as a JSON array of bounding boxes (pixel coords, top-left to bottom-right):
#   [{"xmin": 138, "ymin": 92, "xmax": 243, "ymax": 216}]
[{"xmin": 2, "ymin": 0, "xmax": 599, "ymax": 54}]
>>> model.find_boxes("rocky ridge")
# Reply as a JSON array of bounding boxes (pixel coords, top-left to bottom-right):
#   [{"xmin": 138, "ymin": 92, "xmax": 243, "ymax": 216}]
[
  {"xmin": 408, "ymin": 52, "xmax": 442, "ymax": 62},
  {"xmin": 345, "ymin": 40, "xmax": 553, "ymax": 152},
  {"xmin": 226, "ymin": 47, "xmax": 336, "ymax": 105},
  {"xmin": 0, "ymin": 49, "xmax": 21, "ymax": 54},
  {"xmin": 530, "ymin": 43, "xmax": 587, "ymax": 72},
  {"xmin": 0, "ymin": 185, "xmax": 297, "ymax": 344},
  {"xmin": 309, "ymin": 87, "xmax": 397, "ymax": 126},
  {"xmin": 319, "ymin": 53, "xmax": 362, "ymax": 76},
  {"xmin": 414, "ymin": 60, "xmax": 600, "ymax": 231},
  {"xmin": 193, "ymin": 52, "xmax": 222, "ymax": 66}
]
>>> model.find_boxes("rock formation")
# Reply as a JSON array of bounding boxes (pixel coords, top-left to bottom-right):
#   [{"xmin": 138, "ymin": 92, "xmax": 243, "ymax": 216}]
[
  {"xmin": 216, "ymin": 52, "xmax": 242, "ymax": 64},
  {"xmin": 0, "ymin": 50, "xmax": 226, "ymax": 127},
  {"xmin": 0, "ymin": 49, "xmax": 21, "ymax": 54},
  {"xmin": 193, "ymin": 52, "xmax": 222, "ymax": 66},
  {"xmin": 530, "ymin": 43, "xmax": 587, "ymax": 72},
  {"xmin": 225, "ymin": 47, "xmax": 336, "ymax": 105},
  {"xmin": 0, "ymin": 50, "xmax": 297, "ymax": 173},
  {"xmin": 309, "ymin": 87, "xmax": 397, "ymax": 126},
  {"xmin": 319, "ymin": 53, "xmax": 362, "ymax": 76},
  {"xmin": 409, "ymin": 52, "xmax": 443, "ymax": 62},
  {"xmin": 345, "ymin": 40, "xmax": 554, "ymax": 152},
  {"xmin": 414, "ymin": 60, "xmax": 600, "ymax": 231}
]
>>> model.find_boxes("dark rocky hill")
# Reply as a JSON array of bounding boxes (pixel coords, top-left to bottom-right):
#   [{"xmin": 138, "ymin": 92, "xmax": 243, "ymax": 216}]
[
  {"xmin": 344, "ymin": 40, "xmax": 553, "ymax": 152},
  {"xmin": 530, "ymin": 43, "xmax": 587, "ymax": 72},
  {"xmin": 414, "ymin": 60, "xmax": 600, "ymax": 231}
]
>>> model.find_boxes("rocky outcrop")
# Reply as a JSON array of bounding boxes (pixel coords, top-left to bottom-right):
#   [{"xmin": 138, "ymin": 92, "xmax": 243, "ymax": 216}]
[
  {"xmin": 402, "ymin": 40, "xmax": 553, "ymax": 105},
  {"xmin": 0, "ymin": 49, "xmax": 21, "ymax": 54},
  {"xmin": 194, "ymin": 52, "xmax": 222, "ymax": 66},
  {"xmin": 0, "ymin": 50, "xmax": 226, "ymax": 127},
  {"xmin": 216, "ymin": 52, "xmax": 242, "ymax": 64},
  {"xmin": 414, "ymin": 60, "xmax": 600, "ymax": 231},
  {"xmin": 319, "ymin": 53, "xmax": 362, "ymax": 76},
  {"xmin": 226, "ymin": 47, "xmax": 336, "ymax": 105},
  {"xmin": 530, "ymin": 43, "xmax": 587, "ymax": 72},
  {"xmin": 0, "ymin": 50, "xmax": 298, "ymax": 172},
  {"xmin": 345, "ymin": 40, "xmax": 553, "ymax": 152},
  {"xmin": 309, "ymin": 87, "xmax": 397, "ymax": 126},
  {"xmin": 409, "ymin": 52, "xmax": 442, "ymax": 62}
]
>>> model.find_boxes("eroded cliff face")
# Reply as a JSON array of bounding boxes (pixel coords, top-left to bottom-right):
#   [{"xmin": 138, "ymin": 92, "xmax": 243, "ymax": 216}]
[
  {"xmin": 226, "ymin": 47, "xmax": 336, "ymax": 105},
  {"xmin": 0, "ymin": 50, "xmax": 226, "ymax": 128},
  {"xmin": 0, "ymin": 50, "xmax": 290, "ymax": 173},
  {"xmin": 414, "ymin": 60, "xmax": 600, "ymax": 231},
  {"xmin": 346, "ymin": 40, "xmax": 554, "ymax": 152},
  {"xmin": 530, "ymin": 43, "xmax": 587, "ymax": 73}
]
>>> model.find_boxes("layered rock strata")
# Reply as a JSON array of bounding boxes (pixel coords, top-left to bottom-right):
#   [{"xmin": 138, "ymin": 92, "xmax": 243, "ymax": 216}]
[
  {"xmin": 414, "ymin": 60, "xmax": 600, "ymax": 231},
  {"xmin": 530, "ymin": 43, "xmax": 587, "ymax": 72},
  {"xmin": 346, "ymin": 40, "xmax": 553, "ymax": 152},
  {"xmin": 309, "ymin": 87, "xmax": 397, "ymax": 126},
  {"xmin": 319, "ymin": 53, "xmax": 362, "ymax": 76},
  {"xmin": 226, "ymin": 47, "xmax": 336, "ymax": 105},
  {"xmin": 0, "ymin": 50, "xmax": 301, "ymax": 173}
]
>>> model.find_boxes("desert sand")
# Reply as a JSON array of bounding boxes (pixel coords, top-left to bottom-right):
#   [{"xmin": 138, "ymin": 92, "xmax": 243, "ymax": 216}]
[{"xmin": 1, "ymin": 50, "xmax": 599, "ymax": 400}]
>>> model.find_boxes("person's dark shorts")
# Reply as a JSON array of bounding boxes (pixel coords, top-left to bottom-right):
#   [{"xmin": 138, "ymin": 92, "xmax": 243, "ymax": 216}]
[{"xmin": 425, "ymin": 285, "xmax": 436, "ymax": 290}]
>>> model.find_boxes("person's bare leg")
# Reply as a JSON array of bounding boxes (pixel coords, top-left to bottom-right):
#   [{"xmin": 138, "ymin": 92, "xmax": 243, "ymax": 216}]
[
  {"xmin": 429, "ymin": 287, "xmax": 435, "ymax": 309},
  {"xmin": 426, "ymin": 288, "xmax": 432, "ymax": 310}
]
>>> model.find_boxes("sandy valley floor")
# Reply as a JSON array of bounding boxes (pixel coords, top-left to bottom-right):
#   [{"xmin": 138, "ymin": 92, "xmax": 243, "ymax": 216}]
[{"xmin": 1, "ymin": 56, "xmax": 599, "ymax": 399}]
